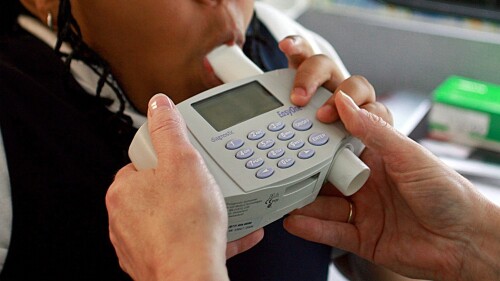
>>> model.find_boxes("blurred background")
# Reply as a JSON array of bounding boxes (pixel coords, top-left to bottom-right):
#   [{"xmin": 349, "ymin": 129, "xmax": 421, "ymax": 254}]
[{"xmin": 260, "ymin": 1, "xmax": 500, "ymax": 280}]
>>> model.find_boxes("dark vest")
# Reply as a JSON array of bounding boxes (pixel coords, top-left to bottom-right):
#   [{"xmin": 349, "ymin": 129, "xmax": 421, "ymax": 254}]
[{"xmin": 0, "ymin": 26, "xmax": 133, "ymax": 280}]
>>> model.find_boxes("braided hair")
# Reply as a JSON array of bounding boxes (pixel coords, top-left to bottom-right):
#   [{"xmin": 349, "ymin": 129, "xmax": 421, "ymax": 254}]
[
  {"xmin": 56, "ymin": 0, "xmax": 132, "ymax": 126},
  {"xmin": 1, "ymin": 0, "xmax": 130, "ymax": 118}
]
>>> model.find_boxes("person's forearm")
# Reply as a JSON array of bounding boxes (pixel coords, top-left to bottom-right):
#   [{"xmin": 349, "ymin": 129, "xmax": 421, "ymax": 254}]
[
  {"xmin": 149, "ymin": 239, "xmax": 229, "ymax": 281},
  {"xmin": 157, "ymin": 263, "xmax": 229, "ymax": 281},
  {"xmin": 459, "ymin": 199, "xmax": 500, "ymax": 281},
  {"xmin": 152, "ymin": 246, "xmax": 229, "ymax": 281}
]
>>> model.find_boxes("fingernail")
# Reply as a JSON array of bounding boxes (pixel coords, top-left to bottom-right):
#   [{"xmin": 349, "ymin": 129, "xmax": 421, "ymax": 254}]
[
  {"xmin": 291, "ymin": 87, "xmax": 309, "ymax": 105},
  {"xmin": 318, "ymin": 104, "xmax": 334, "ymax": 116},
  {"xmin": 293, "ymin": 87, "xmax": 308, "ymax": 97},
  {"xmin": 339, "ymin": 90, "xmax": 359, "ymax": 111},
  {"xmin": 289, "ymin": 36, "xmax": 300, "ymax": 46},
  {"xmin": 149, "ymin": 93, "xmax": 174, "ymax": 116}
]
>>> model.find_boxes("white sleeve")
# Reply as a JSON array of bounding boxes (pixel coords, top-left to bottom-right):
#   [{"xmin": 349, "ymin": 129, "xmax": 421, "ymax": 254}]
[
  {"xmin": 0, "ymin": 128, "xmax": 13, "ymax": 273},
  {"xmin": 254, "ymin": 2, "xmax": 350, "ymax": 78}
]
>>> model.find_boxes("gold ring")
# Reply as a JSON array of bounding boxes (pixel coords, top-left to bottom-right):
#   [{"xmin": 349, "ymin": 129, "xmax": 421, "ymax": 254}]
[{"xmin": 347, "ymin": 201, "xmax": 354, "ymax": 224}]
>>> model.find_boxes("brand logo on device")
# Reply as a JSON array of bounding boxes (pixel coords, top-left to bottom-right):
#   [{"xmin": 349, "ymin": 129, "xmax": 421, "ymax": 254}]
[
  {"xmin": 265, "ymin": 192, "xmax": 280, "ymax": 208},
  {"xmin": 277, "ymin": 106, "xmax": 302, "ymax": 118},
  {"xmin": 211, "ymin": 130, "xmax": 234, "ymax": 142}
]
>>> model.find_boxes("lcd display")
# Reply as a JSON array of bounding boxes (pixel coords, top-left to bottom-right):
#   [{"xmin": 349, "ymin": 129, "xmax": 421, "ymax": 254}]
[{"xmin": 192, "ymin": 81, "xmax": 283, "ymax": 131}]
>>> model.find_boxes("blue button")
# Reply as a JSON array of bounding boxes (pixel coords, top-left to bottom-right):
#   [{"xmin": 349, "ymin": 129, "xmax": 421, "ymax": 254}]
[
  {"xmin": 236, "ymin": 148, "xmax": 254, "ymax": 159},
  {"xmin": 246, "ymin": 157, "xmax": 264, "ymax": 169},
  {"xmin": 288, "ymin": 140, "xmax": 305, "ymax": 150},
  {"xmin": 308, "ymin": 133, "xmax": 329, "ymax": 146},
  {"xmin": 292, "ymin": 118, "xmax": 313, "ymax": 131},
  {"xmin": 247, "ymin": 129, "xmax": 265, "ymax": 140},
  {"xmin": 278, "ymin": 130, "xmax": 295, "ymax": 141},
  {"xmin": 256, "ymin": 167, "xmax": 275, "ymax": 179},
  {"xmin": 268, "ymin": 121, "xmax": 285, "ymax": 132},
  {"xmin": 257, "ymin": 139, "xmax": 275, "ymax": 150},
  {"xmin": 298, "ymin": 149, "xmax": 315, "ymax": 159},
  {"xmin": 225, "ymin": 139, "xmax": 244, "ymax": 150},
  {"xmin": 277, "ymin": 157, "xmax": 295, "ymax": 169},
  {"xmin": 267, "ymin": 148, "xmax": 285, "ymax": 159}
]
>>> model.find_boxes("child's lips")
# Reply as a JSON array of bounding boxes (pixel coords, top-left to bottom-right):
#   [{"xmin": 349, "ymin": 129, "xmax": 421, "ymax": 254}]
[
  {"xmin": 202, "ymin": 57, "xmax": 223, "ymax": 88},
  {"xmin": 203, "ymin": 57, "xmax": 215, "ymax": 74}
]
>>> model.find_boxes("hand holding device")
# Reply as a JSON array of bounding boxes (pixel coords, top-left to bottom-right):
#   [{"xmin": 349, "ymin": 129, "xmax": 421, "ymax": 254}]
[{"xmin": 129, "ymin": 45, "xmax": 370, "ymax": 241}]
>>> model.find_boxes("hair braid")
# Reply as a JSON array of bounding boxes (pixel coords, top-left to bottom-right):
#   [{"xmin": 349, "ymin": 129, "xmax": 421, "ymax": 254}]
[{"xmin": 55, "ymin": 0, "xmax": 132, "ymax": 122}]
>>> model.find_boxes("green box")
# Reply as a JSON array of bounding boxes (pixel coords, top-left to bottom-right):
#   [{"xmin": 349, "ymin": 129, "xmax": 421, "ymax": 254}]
[{"xmin": 429, "ymin": 76, "xmax": 500, "ymax": 152}]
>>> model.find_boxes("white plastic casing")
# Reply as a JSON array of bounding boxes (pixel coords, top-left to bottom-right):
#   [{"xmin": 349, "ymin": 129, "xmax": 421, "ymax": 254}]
[
  {"xmin": 128, "ymin": 45, "xmax": 370, "ymax": 241},
  {"xmin": 129, "ymin": 124, "xmax": 157, "ymax": 170},
  {"xmin": 328, "ymin": 146, "xmax": 369, "ymax": 196}
]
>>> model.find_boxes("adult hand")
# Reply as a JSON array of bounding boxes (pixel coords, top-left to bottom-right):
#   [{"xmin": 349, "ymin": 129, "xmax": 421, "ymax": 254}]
[
  {"xmin": 284, "ymin": 90, "xmax": 500, "ymax": 281},
  {"xmin": 106, "ymin": 94, "xmax": 262, "ymax": 281}
]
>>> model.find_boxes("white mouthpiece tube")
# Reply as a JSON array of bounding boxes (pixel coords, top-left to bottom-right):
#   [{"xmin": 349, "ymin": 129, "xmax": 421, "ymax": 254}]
[
  {"xmin": 128, "ymin": 124, "xmax": 157, "ymax": 170},
  {"xmin": 327, "ymin": 147, "xmax": 370, "ymax": 196},
  {"xmin": 207, "ymin": 45, "xmax": 264, "ymax": 84}
]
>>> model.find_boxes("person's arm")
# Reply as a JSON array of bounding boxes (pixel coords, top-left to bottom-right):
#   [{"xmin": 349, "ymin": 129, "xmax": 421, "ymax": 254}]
[
  {"xmin": 284, "ymin": 90, "xmax": 500, "ymax": 281},
  {"xmin": 106, "ymin": 94, "xmax": 230, "ymax": 281}
]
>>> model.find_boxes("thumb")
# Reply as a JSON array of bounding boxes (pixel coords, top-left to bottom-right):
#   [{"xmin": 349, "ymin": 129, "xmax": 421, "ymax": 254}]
[{"xmin": 147, "ymin": 93, "xmax": 190, "ymax": 161}]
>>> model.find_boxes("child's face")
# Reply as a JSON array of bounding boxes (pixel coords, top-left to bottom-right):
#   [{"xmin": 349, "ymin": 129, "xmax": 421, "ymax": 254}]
[{"xmin": 71, "ymin": 0, "xmax": 254, "ymax": 112}]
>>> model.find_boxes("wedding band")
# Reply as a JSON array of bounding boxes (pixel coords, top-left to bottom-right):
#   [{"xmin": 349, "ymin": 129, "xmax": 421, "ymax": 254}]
[{"xmin": 347, "ymin": 201, "xmax": 354, "ymax": 224}]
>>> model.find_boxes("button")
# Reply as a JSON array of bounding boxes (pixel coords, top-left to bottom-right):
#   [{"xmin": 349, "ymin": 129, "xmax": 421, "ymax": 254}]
[
  {"xmin": 246, "ymin": 157, "xmax": 264, "ymax": 169},
  {"xmin": 247, "ymin": 129, "xmax": 265, "ymax": 140},
  {"xmin": 268, "ymin": 121, "xmax": 285, "ymax": 132},
  {"xmin": 292, "ymin": 118, "xmax": 313, "ymax": 131},
  {"xmin": 298, "ymin": 149, "xmax": 315, "ymax": 159},
  {"xmin": 308, "ymin": 133, "xmax": 329, "ymax": 146},
  {"xmin": 277, "ymin": 130, "xmax": 295, "ymax": 141},
  {"xmin": 236, "ymin": 148, "xmax": 254, "ymax": 160},
  {"xmin": 277, "ymin": 157, "xmax": 295, "ymax": 169},
  {"xmin": 256, "ymin": 167, "xmax": 274, "ymax": 179},
  {"xmin": 225, "ymin": 139, "xmax": 244, "ymax": 150},
  {"xmin": 267, "ymin": 148, "xmax": 285, "ymax": 159},
  {"xmin": 257, "ymin": 139, "xmax": 275, "ymax": 150},
  {"xmin": 288, "ymin": 140, "xmax": 305, "ymax": 150}
]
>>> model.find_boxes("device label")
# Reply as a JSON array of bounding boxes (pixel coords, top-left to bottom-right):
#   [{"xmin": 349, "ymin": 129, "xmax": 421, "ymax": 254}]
[
  {"xmin": 227, "ymin": 218, "xmax": 259, "ymax": 235},
  {"xmin": 211, "ymin": 130, "xmax": 234, "ymax": 142},
  {"xmin": 226, "ymin": 198, "xmax": 263, "ymax": 218},
  {"xmin": 264, "ymin": 192, "xmax": 280, "ymax": 208},
  {"xmin": 226, "ymin": 191, "xmax": 283, "ymax": 221},
  {"xmin": 277, "ymin": 106, "xmax": 302, "ymax": 118}
]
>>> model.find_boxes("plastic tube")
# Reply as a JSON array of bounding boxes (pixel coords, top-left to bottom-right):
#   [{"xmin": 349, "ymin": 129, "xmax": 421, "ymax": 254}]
[
  {"xmin": 327, "ymin": 146, "xmax": 370, "ymax": 196},
  {"xmin": 207, "ymin": 45, "xmax": 264, "ymax": 83}
]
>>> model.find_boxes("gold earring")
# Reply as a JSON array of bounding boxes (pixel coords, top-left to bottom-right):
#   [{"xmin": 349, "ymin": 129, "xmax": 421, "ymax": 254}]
[{"xmin": 47, "ymin": 12, "xmax": 54, "ymax": 30}]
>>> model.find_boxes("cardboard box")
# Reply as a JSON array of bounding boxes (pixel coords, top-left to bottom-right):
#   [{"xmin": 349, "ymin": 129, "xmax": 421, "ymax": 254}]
[{"xmin": 429, "ymin": 76, "xmax": 500, "ymax": 152}]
